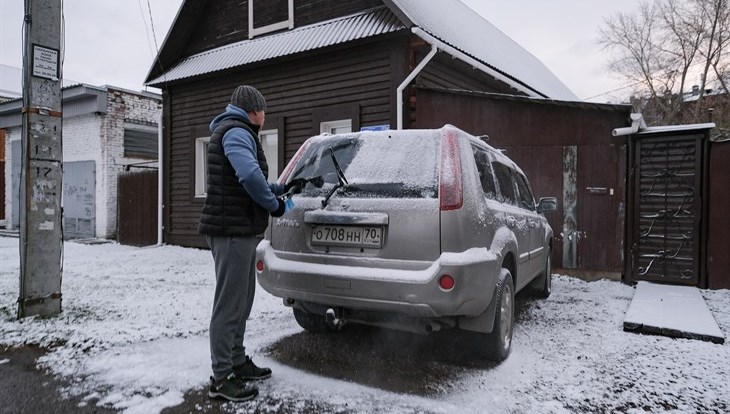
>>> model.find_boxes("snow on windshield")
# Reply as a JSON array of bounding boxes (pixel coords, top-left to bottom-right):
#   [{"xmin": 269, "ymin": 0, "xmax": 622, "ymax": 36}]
[
  {"xmin": 293, "ymin": 130, "xmax": 440, "ymax": 197},
  {"xmin": 344, "ymin": 131, "xmax": 438, "ymax": 186}
]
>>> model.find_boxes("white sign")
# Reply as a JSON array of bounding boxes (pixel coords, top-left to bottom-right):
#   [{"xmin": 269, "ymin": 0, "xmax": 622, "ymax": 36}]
[{"xmin": 32, "ymin": 45, "xmax": 59, "ymax": 80}]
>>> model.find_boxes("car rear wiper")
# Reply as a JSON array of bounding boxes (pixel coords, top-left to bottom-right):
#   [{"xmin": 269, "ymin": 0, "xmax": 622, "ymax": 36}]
[{"xmin": 322, "ymin": 147, "xmax": 349, "ymax": 208}]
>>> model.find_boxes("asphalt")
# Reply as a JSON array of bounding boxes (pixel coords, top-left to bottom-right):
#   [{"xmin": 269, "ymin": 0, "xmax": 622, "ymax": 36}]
[
  {"xmin": 0, "ymin": 296, "xmax": 535, "ymax": 413},
  {"xmin": 0, "ymin": 346, "xmax": 117, "ymax": 414}
]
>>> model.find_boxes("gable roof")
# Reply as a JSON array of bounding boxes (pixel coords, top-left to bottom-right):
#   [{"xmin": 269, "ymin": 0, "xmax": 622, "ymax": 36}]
[
  {"xmin": 146, "ymin": 0, "xmax": 577, "ymax": 101},
  {"xmin": 386, "ymin": 0, "xmax": 577, "ymax": 100},
  {"xmin": 146, "ymin": 7, "xmax": 402, "ymax": 86}
]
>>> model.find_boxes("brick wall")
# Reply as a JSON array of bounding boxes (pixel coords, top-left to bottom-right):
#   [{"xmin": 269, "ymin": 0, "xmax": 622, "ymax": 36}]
[
  {"xmin": 99, "ymin": 88, "xmax": 161, "ymax": 239},
  {"xmin": 2, "ymin": 87, "xmax": 161, "ymax": 239}
]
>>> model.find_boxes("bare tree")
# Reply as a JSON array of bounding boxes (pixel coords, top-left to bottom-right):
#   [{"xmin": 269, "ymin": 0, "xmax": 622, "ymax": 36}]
[{"xmin": 600, "ymin": 0, "xmax": 730, "ymax": 126}]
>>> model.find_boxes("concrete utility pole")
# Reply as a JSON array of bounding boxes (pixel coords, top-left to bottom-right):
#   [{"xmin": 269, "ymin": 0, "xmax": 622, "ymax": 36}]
[{"xmin": 18, "ymin": 0, "xmax": 64, "ymax": 318}]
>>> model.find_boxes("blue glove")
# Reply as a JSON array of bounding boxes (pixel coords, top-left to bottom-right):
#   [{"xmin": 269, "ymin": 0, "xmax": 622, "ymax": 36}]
[{"xmin": 284, "ymin": 198, "xmax": 295, "ymax": 213}]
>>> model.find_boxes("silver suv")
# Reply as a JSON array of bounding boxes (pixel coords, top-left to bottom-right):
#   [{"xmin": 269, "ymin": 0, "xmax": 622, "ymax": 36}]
[{"xmin": 256, "ymin": 125, "xmax": 556, "ymax": 361}]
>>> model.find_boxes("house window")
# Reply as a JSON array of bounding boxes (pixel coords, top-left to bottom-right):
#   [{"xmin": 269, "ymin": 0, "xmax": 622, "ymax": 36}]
[
  {"xmin": 249, "ymin": 0, "xmax": 294, "ymax": 38},
  {"xmin": 123, "ymin": 123, "xmax": 158, "ymax": 159},
  {"xmin": 320, "ymin": 119, "xmax": 352, "ymax": 135},
  {"xmin": 194, "ymin": 137, "xmax": 210, "ymax": 198},
  {"xmin": 259, "ymin": 129, "xmax": 279, "ymax": 181}
]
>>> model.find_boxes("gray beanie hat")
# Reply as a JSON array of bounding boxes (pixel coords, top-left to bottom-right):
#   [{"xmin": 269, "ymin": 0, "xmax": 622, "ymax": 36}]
[{"xmin": 230, "ymin": 85, "xmax": 266, "ymax": 112}]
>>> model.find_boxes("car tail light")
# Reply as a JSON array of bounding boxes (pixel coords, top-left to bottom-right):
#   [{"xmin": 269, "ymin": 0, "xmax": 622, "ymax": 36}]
[
  {"xmin": 439, "ymin": 274, "xmax": 455, "ymax": 291},
  {"xmin": 439, "ymin": 131, "xmax": 463, "ymax": 211},
  {"xmin": 278, "ymin": 138, "xmax": 313, "ymax": 185},
  {"xmin": 256, "ymin": 260, "xmax": 265, "ymax": 272}
]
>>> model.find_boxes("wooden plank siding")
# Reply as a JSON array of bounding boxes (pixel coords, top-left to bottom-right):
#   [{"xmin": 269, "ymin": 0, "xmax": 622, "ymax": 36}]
[
  {"xmin": 164, "ymin": 38, "xmax": 401, "ymax": 247},
  {"xmin": 417, "ymin": 53, "xmax": 516, "ymax": 96},
  {"xmin": 184, "ymin": 0, "xmax": 383, "ymax": 57},
  {"xmin": 707, "ymin": 141, "xmax": 730, "ymax": 289}
]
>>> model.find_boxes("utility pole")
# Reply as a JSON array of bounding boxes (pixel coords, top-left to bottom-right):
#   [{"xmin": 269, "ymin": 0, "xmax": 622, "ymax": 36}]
[{"xmin": 18, "ymin": 0, "xmax": 64, "ymax": 318}]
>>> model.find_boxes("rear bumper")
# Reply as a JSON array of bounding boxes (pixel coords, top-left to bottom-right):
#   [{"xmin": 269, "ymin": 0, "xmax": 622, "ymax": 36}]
[{"xmin": 255, "ymin": 240, "xmax": 502, "ymax": 318}]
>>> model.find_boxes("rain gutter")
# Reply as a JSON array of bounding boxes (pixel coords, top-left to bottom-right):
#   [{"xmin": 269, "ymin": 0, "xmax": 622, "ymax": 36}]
[{"xmin": 411, "ymin": 27, "xmax": 544, "ymax": 100}]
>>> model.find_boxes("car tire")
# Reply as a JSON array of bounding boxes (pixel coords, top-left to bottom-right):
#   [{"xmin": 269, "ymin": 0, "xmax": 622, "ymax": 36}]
[
  {"xmin": 529, "ymin": 250, "xmax": 552, "ymax": 299},
  {"xmin": 293, "ymin": 308, "xmax": 334, "ymax": 333},
  {"xmin": 481, "ymin": 268, "xmax": 515, "ymax": 362}
]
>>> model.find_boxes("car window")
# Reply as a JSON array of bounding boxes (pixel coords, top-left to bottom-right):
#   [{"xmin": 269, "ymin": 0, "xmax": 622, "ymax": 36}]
[
  {"xmin": 288, "ymin": 132, "xmax": 439, "ymax": 199},
  {"xmin": 514, "ymin": 171, "xmax": 536, "ymax": 211},
  {"xmin": 471, "ymin": 145, "xmax": 497, "ymax": 200},
  {"xmin": 491, "ymin": 161, "xmax": 518, "ymax": 206}
]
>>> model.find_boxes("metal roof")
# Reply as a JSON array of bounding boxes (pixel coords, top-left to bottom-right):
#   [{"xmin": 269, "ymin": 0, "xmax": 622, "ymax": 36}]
[
  {"xmin": 147, "ymin": 7, "xmax": 403, "ymax": 86},
  {"xmin": 389, "ymin": 0, "xmax": 578, "ymax": 101}
]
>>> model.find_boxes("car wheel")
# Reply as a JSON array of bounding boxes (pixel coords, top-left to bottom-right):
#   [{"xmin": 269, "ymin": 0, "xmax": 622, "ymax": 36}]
[
  {"xmin": 530, "ymin": 250, "xmax": 552, "ymax": 299},
  {"xmin": 293, "ymin": 308, "xmax": 334, "ymax": 333},
  {"xmin": 483, "ymin": 268, "xmax": 514, "ymax": 362}
]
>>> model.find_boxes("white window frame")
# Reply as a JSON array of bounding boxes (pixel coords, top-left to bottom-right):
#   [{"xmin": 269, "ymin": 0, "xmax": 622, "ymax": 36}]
[
  {"xmin": 194, "ymin": 137, "xmax": 210, "ymax": 198},
  {"xmin": 259, "ymin": 129, "xmax": 279, "ymax": 182},
  {"xmin": 249, "ymin": 0, "xmax": 294, "ymax": 39},
  {"xmin": 320, "ymin": 119, "xmax": 353, "ymax": 135}
]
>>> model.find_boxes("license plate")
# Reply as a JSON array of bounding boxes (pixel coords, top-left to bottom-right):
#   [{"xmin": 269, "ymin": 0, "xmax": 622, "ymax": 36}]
[{"xmin": 311, "ymin": 225, "xmax": 383, "ymax": 248}]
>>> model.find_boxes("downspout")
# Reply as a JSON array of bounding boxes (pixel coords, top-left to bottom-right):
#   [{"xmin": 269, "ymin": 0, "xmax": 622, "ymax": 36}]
[
  {"xmin": 156, "ymin": 109, "xmax": 163, "ymax": 246},
  {"xmin": 612, "ymin": 113, "xmax": 647, "ymax": 137},
  {"xmin": 397, "ymin": 43, "xmax": 438, "ymax": 130}
]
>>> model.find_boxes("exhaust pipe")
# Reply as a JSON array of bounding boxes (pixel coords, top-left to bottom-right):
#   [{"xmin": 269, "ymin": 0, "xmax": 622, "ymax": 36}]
[
  {"xmin": 425, "ymin": 322, "xmax": 441, "ymax": 333},
  {"xmin": 326, "ymin": 308, "xmax": 345, "ymax": 330}
]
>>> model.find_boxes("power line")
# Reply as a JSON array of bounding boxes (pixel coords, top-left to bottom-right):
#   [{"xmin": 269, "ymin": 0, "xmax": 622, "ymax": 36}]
[
  {"xmin": 582, "ymin": 80, "xmax": 644, "ymax": 101},
  {"xmin": 137, "ymin": 0, "xmax": 155, "ymax": 59},
  {"xmin": 146, "ymin": 0, "xmax": 161, "ymax": 54}
]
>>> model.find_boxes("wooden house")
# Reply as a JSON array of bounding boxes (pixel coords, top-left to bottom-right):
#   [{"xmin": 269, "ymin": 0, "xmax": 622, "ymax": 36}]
[
  {"xmin": 144, "ymin": 0, "xmax": 730, "ymax": 289},
  {"xmin": 145, "ymin": 0, "xmax": 581, "ymax": 248}
]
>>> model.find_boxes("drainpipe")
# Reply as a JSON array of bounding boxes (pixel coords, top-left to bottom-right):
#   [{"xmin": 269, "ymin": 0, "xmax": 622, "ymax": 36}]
[
  {"xmin": 397, "ymin": 42, "xmax": 438, "ymax": 130},
  {"xmin": 156, "ymin": 109, "xmax": 163, "ymax": 246},
  {"xmin": 612, "ymin": 113, "xmax": 647, "ymax": 136}
]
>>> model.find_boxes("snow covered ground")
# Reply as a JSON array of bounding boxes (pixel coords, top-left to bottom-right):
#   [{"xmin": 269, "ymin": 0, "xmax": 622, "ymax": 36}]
[{"xmin": 0, "ymin": 236, "xmax": 728, "ymax": 413}]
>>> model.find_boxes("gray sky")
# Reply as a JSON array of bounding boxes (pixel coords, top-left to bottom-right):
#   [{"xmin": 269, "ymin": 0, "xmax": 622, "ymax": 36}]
[{"xmin": 1, "ymin": 1, "xmax": 640, "ymax": 103}]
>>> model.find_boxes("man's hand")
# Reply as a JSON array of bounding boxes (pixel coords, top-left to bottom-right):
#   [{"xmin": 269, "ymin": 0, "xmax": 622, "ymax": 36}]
[
  {"xmin": 271, "ymin": 198, "xmax": 296, "ymax": 217},
  {"xmin": 285, "ymin": 178, "xmax": 308, "ymax": 195}
]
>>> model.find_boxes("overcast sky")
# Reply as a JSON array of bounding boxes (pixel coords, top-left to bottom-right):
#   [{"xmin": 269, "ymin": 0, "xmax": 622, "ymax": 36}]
[{"xmin": 1, "ymin": 0, "xmax": 642, "ymax": 103}]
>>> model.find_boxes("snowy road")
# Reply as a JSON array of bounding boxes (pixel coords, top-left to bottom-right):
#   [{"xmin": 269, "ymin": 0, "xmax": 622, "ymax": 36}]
[{"xmin": 1, "ymin": 237, "xmax": 728, "ymax": 413}]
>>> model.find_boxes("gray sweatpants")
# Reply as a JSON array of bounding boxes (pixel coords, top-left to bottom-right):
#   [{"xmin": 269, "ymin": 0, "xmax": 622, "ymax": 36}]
[{"xmin": 206, "ymin": 235, "xmax": 261, "ymax": 381}]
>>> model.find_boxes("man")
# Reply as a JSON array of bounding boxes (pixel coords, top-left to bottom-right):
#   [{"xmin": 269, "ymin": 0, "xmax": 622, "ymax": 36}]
[{"xmin": 198, "ymin": 85, "xmax": 292, "ymax": 402}]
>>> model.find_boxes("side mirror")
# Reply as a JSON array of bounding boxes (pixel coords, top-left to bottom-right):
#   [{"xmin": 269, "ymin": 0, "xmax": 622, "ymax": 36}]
[{"xmin": 537, "ymin": 197, "xmax": 558, "ymax": 214}]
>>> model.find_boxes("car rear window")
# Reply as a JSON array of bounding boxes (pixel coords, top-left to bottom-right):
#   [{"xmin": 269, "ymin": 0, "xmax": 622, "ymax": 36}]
[{"xmin": 287, "ymin": 132, "xmax": 440, "ymax": 199}]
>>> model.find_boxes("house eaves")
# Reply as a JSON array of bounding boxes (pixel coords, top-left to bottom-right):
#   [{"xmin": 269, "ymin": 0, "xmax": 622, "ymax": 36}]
[
  {"xmin": 0, "ymin": 84, "xmax": 108, "ymax": 129},
  {"xmin": 146, "ymin": 7, "xmax": 404, "ymax": 87},
  {"xmin": 384, "ymin": 0, "xmax": 578, "ymax": 101}
]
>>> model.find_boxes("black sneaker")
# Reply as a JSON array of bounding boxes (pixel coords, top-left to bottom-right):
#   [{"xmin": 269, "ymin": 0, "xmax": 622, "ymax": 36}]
[
  {"xmin": 233, "ymin": 356, "xmax": 272, "ymax": 380},
  {"xmin": 208, "ymin": 373, "xmax": 258, "ymax": 402}
]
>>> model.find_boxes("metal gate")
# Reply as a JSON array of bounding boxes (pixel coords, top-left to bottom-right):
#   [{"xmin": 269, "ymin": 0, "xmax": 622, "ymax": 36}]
[
  {"xmin": 62, "ymin": 161, "xmax": 96, "ymax": 239},
  {"xmin": 629, "ymin": 134, "xmax": 705, "ymax": 286}
]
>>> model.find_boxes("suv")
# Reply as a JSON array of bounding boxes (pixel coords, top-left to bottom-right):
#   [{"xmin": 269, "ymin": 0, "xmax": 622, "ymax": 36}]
[{"xmin": 256, "ymin": 125, "xmax": 556, "ymax": 361}]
